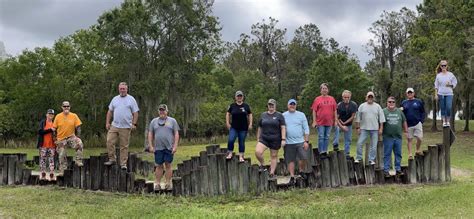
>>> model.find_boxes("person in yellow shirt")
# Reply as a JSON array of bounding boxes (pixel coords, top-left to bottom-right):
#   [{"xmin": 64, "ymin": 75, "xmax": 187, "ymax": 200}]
[{"xmin": 52, "ymin": 101, "xmax": 84, "ymax": 175}]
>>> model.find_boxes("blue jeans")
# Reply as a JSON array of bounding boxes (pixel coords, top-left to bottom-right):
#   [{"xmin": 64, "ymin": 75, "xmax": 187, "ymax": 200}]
[
  {"xmin": 317, "ymin": 126, "xmax": 332, "ymax": 153},
  {"xmin": 438, "ymin": 95, "xmax": 453, "ymax": 118},
  {"xmin": 334, "ymin": 125, "xmax": 353, "ymax": 155},
  {"xmin": 227, "ymin": 128, "xmax": 247, "ymax": 153},
  {"xmin": 356, "ymin": 129, "xmax": 378, "ymax": 162},
  {"xmin": 383, "ymin": 137, "xmax": 402, "ymax": 172}
]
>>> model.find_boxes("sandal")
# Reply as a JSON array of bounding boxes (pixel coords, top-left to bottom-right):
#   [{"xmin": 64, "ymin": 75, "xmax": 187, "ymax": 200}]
[
  {"xmin": 239, "ymin": 156, "xmax": 245, "ymax": 163},
  {"xmin": 415, "ymin": 151, "xmax": 424, "ymax": 156},
  {"xmin": 226, "ymin": 152, "xmax": 233, "ymax": 160},
  {"xmin": 154, "ymin": 183, "xmax": 161, "ymax": 191},
  {"xmin": 408, "ymin": 155, "xmax": 413, "ymax": 160}
]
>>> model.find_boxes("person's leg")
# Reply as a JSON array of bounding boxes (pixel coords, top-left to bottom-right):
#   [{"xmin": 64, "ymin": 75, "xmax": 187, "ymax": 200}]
[
  {"xmin": 269, "ymin": 149, "xmax": 279, "ymax": 175},
  {"xmin": 344, "ymin": 125, "xmax": 352, "ymax": 156},
  {"xmin": 415, "ymin": 122, "xmax": 423, "ymax": 154},
  {"xmin": 69, "ymin": 136, "xmax": 84, "ymax": 166},
  {"xmin": 164, "ymin": 162, "xmax": 173, "ymax": 188},
  {"xmin": 105, "ymin": 126, "xmax": 119, "ymax": 163},
  {"xmin": 39, "ymin": 148, "xmax": 47, "ymax": 175},
  {"xmin": 317, "ymin": 126, "xmax": 325, "ymax": 153},
  {"xmin": 439, "ymin": 95, "xmax": 446, "ymax": 124},
  {"xmin": 333, "ymin": 126, "xmax": 340, "ymax": 150},
  {"xmin": 407, "ymin": 137, "xmax": 413, "ymax": 158},
  {"xmin": 323, "ymin": 126, "xmax": 332, "ymax": 153},
  {"xmin": 445, "ymin": 95, "xmax": 453, "ymax": 123},
  {"xmin": 356, "ymin": 130, "xmax": 368, "ymax": 161},
  {"xmin": 118, "ymin": 128, "xmax": 132, "ymax": 167},
  {"xmin": 383, "ymin": 137, "xmax": 393, "ymax": 173},
  {"xmin": 369, "ymin": 130, "xmax": 378, "ymax": 163},
  {"xmin": 394, "ymin": 138, "xmax": 402, "ymax": 172},
  {"xmin": 237, "ymin": 130, "xmax": 247, "ymax": 161},
  {"xmin": 296, "ymin": 143, "xmax": 308, "ymax": 173},
  {"xmin": 284, "ymin": 144, "xmax": 297, "ymax": 177},
  {"xmin": 48, "ymin": 148, "xmax": 55, "ymax": 174},
  {"xmin": 255, "ymin": 142, "xmax": 267, "ymax": 167},
  {"xmin": 227, "ymin": 128, "xmax": 238, "ymax": 158},
  {"xmin": 154, "ymin": 150, "xmax": 164, "ymax": 189},
  {"xmin": 56, "ymin": 141, "xmax": 67, "ymax": 174}
]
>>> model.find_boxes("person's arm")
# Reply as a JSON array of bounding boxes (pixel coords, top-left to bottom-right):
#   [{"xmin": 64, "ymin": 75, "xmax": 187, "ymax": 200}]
[
  {"xmin": 132, "ymin": 112, "xmax": 138, "ymax": 130},
  {"xmin": 247, "ymin": 113, "xmax": 253, "ymax": 130},
  {"xmin": 225, "ymin": 112, "xmax": 231, "ymax": 130},
  {"xmin": 38, "ymin": 121, "xmax": 53, "ymax": 135},
  {"xmin": 451, "ymin": 74, "xmax": 458, "ymax": 89},
  {"xmin": 378, "ymin": 107, "xmax": 385, "ymax": 135},
  {"xmin": 75, "ymin": 126, "xmax": 81, "ymax": 138},
  {"xmin": 434, "ymin": 76, "xmax": 439, "ymax": 100},
  {"xmin": 312, "ymin": 110, "xmax": 317, "ymax": 128},
  {"xmin": 147, "ymin": 131, "xmax": 154, "ymax": 152},
  {"xmin": 281, "ymin": 125, "xmax": 286, "ymax": 147},
  {"xmin": 256, "ymin": 127, "xmax": 261, "ymax": 140},
  {"xmin": 420, "ymin": 100, "xmax": 426, "ymax": 123},
  {"xmin": 106, "ymin": 110, "xmax": 113, "ymax": 130},
  {"xmin": 172, "ymin": 130, "xmax": 179, "ymax": 154}
]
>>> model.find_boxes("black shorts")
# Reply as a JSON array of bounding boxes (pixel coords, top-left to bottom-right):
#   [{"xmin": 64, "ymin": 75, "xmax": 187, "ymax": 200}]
[{"xmin": 259, "ymin": 138, "xmax": 281, "ymax": 150}]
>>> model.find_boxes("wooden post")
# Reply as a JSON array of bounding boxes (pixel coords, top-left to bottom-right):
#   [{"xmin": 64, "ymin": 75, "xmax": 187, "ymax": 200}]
[
  {"xmin": 415, "ymin": 154, "xmax": 424, "ymax": 183},
  {"xmin": 346, "ymin": 157, "xmax": 356, "ymax": 185},
  {"xmin": 422, "ymin": 150, "xmax": 430, "ymax": 182},
  {"xmin": 14, "ymin": 158, "xmax": 23, "ymax": 185},
  {"xmin": 364, "ymin": 142, "xmax": 369, "ymax": 165},
  {"xmin": 429, "ymin": 145, "xmax": 438, "ymax": 182},
  {"xmin": 259, "ymin": 171, "xmax": 269, "ymax": 192},
  {"xmin": 408, "ymin": 158, "xmax": 416, "ymax": 184},
  {"xmin": 183, "ymin": 173, "xmax": 191, "ymax": 196},
  {"xmin": 145, "ymin": 182, "xmax": 154, "ymax": 193},
  {"xmin": 249, "ymin": 164, "xmax": 260, "ymax": 193},
  {"xmin": 126, "ymin": 173, "xmax": 134, "ymax": 193},
  {"xmin": 118, "ymin": 169, "xmax": 127, "ymax": 192},
  {"xmin": 268, "ymin": 178, "xmax": 277, "ymax": 192},
  {"xmin": 172, "ymin": 177, "xmax": 183, "ymax": 196},
  {"xmin": 73, "ymin": 165, "xmax": 81, "ymax": 188},
  {"xmin": 311, "ymin": 164, "xmax": 322, "ymax": 188},
  {"xmin": 191, "ymin": 156, "xmax": 200, "ymax": 171},
  {"xmin": 376, "ymin": 141, "xmax": 384, "ymax": 170},
  {"xmin": 443, "ymin": 127, "xmax": 451, "ymax": 181},
  {"xmin": 1, "ymin": 155, "xmax": 7, "ymax": 185},
  {"xmin": 320, "ymin": 156, "xmax": 331, "ymax": 188},
  {"xmin": 401, "ymin": 166, "xmax": 409, "ymax": 184},
  {"xmin": 0, "ymin": 154, "xmax": 3, "ymax": 186},
  {"xmin": 22, "ymin": 169, "xmax": 31, "ymax": 185},
  {"xmin": 437, "ymin": 144, "xmax": 446, "ymax": 182},
  {"xmin": 337, "ymin": 150, "xmax": 349, "ymax": 186},
  {"xmin": 190, "ymin": 169, "xmax": 199, "ymax": 196},
  {"xmin": 216, "ymin": 153, "xmax": 228, "ymax": 195},
  {"xmin": 109, "ymin": 164, "xmax": 119, "ymax": 192},
  {"xmin": 199, "ymin": 166, "xmax": 209, "ymax": 195},
  {"xmin": 33, "ymin": 155, "xmax": 40, "ymax": 165},
  {"xmin": 375, "ymin": 168, "xmax": 385, "ymax": 184},
  {"xmin": 84, "ymin": 159, "xmax": 91, "ymax": 190},
  {"xmin": 207, "ymin": 154, "xmax": 218, "ymax": 195},
  {"xmin": 206, "ymin": 145, "xmax": 218, "ymax": 154},
  {"xmin": 7, "ymin": 155, "xmax": 17, "ymax": 185},
  {"xmin": 199, "ymin": 151, "xmax": 208, "ymax": 166},
  {"xmin": 238, "ymin": 162, "xmax": 249, "ymax": 194},
  {"xmin": 312, "ymin": 148, "xmax": 321, "ymax": 166},
  {"xmin": 353, "ymin": 161, "xmax": 366, "ymax": 185},
  {"xmin": 90, "ymin": 156, "xmax": 100, "ymax": 190},
  {"xmin": 64, "ymin": 169, "xmax": 73, "ymax": 187},
  {"xmin": 364, "ymin": 164, "xmax": 375, "ymax": 185},
  {"xmin": 227, "ymin": 156, "xmax": 239, "ymax": 193},
  {"xmin": 329, "ymin": 151, "xmax": 341, "ymax": 187},
  {"xmin": 134, "ymin": 179, "xmax": 146, "ymax": 194},
  {"xmin": 99, "ymin": 154, "xmax": 107, "ymax": 190}
]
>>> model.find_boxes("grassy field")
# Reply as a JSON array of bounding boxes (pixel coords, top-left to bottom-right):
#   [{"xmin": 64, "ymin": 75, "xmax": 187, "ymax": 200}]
[{"xmin": 0, "ymin": 120, "xmax": 473, "ymax": 218}]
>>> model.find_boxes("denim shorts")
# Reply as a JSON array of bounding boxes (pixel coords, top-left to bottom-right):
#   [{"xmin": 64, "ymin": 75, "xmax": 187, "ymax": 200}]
[{"xmin": 154, "ymin": 149, "xmax": 174, "ymax": 165}]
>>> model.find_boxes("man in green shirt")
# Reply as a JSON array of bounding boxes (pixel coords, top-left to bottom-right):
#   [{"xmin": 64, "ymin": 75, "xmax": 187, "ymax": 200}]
[{"xmin": 382, "ymin": 96, "xmax": 408, "ymax": 176}]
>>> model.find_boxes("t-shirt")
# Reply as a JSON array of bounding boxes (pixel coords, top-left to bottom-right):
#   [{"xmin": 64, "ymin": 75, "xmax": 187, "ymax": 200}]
[
  {"xmin": 311, "ymin": 95, "xmax": 337, "ymax": 126},
  {"xmin": 42, "ymin": 120, "xmax": 55, "ymax": 148},
  {"xmin": 354, "ymin": 102, "xmax": 385, "ymax": 130},
  {"xmin": 149, "ymin": 116, "xmax": 180, "ymax": 150},
  {"xmin": 258, "ymin": 112, "xmax": 286, "ymax": 141},
  {"xmin": 337, "ymin": 101, "xmax": 358, "ymax": 126},
  {"xmin": 401, "ymin": 98, "xmax": 425, "ymax": 127},
  {"xmin": 383, "ymin": 108, "xmax": 406, "ymax": 139},
  {"xmin": 109, "ymin": 95, "xmax": 139, "ymax": 129},
  {"xmin": 283, "ymin": 110, "xmax": 310, "ymax": 144},
  {"xmin": 53, "ymin": 113, "xmax": 82, "ymax": 141},
  {"xmin": 434, "ymin": 72, "xmax": 457, "ymax": 95},
  {"xmin": 227, "ymin": 102, "xmax": 252, "ymax": 131}
]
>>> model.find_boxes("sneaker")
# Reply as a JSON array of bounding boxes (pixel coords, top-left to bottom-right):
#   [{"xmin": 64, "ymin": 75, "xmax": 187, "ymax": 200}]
[
  {"xmin": 258, "ymin": 165, "xmax": 267, "ymax": 172},
  {"xmin": 269, "ymin": 173, "xmax": 276, "ymax": 179},
  {"xmin": 75, "ymin": 161, "xmax": 83, "ymax": 167},
  {"xmin": 384, "ymin": 172, "xmax": 391, "ymax": 177},
  {"xmin": 299, "ymin": 172, "xmax": 308, "ymax": 181},
  {"xmin": 154, "ymin": 183, "xmax": 161, "ymax": 191},
  {"xmin": 369, "ymin": 160, "xmax": 376, "ymax": 165},
  {"xmin": 288, "ymin": 177, "xmax": 296, "ymax": 186},
  {"xmin": 442, "ymin": 122, "xmax": 448, "ymax": 127},
  {"xmin": 320, "ymin": 152, "xmax": 328, "ymax": 159},
  {"xmin": 445, "ymin": 121, "xmax": 450, "ymax": 127},
  {"xmin": 354, "ymin": 159, "xmax": 360, "ymax": 163},
  {"xmin": 104, "ymin": 160, "xmax": 116, "ymax": 166},
  {"xmin": 164, "ymin": 183, "xmax": 172, "ymax": 190},
  {"xmin": 121, "ymin": 165, "xmax": 127, "ymax": 171},
  {"xmin": 396, "ymin": 170, "xmax": 403, "ymax": 175}
]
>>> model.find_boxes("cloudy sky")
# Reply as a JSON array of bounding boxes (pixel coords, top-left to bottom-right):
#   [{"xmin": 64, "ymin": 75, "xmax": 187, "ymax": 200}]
[{"xmin": 0, "ymin": 0, "xmax": 422, "ymax": 66}]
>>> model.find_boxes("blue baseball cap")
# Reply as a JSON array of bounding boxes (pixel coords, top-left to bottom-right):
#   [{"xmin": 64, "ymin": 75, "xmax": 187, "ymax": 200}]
[{"xmin": 288, "ymin": 99, "xmax": 297, "ymax": 105}]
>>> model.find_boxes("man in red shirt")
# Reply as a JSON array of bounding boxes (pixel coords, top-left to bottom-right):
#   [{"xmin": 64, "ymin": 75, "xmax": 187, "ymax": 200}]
[{"xmin": 311, "ymin": 83, "xmax": 337, "ymax": 156}]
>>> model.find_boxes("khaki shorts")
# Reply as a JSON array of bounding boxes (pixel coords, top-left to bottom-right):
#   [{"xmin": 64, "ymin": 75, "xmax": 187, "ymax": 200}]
[{"xmin": 408, "ymin": 122, "xmax": 423, "ymax": 139}]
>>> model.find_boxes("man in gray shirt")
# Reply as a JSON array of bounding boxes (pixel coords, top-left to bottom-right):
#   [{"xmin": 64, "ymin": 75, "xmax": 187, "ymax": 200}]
[
  {"xmin": 354, "ymin": 91, "xmax": 385, "ymax": 165},
  {"xmin": 104, "ymin": 82, "xmax": 139, "ymax": 170},
  {"xmin": 148, "ymin": 104, "xmax": 180, "ymax": 191}
]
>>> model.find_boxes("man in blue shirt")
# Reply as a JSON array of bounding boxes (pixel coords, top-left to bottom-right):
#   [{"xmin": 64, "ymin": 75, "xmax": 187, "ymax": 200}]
[
  {"xmin": 401, "ymin": 88, "xmax": 425, "ymax": 159},
  {"xmin": 283, "ymin": 99, "xmax": 310, "ymax": 185}
]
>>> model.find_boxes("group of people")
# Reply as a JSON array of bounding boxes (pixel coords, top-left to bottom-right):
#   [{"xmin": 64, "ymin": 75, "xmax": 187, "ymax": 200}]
[{"xmin": 36, "ymin": 60, "xmax": 456, "ymax": 187}]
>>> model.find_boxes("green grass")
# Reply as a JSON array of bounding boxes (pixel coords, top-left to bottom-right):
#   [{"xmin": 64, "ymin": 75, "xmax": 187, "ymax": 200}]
[{"xmin": 0, "ymin": 120, "xmax": 473, "ymax": 218}]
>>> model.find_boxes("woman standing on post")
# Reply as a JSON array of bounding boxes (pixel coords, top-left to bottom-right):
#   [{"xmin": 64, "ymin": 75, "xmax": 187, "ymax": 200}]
[
  {"xmin": 434, "ymin": 60, "xmax": 457, "ymax": 127},
  {"xmin": 226, "ymin": 90, "xmax": 252, "ymax": 162},
  {"xmin": 255, "ymin": 99, "xmax": 286, "ymax": 178},
  {"xmin": 37, "ymin": 109, "xmax": 56, "ymax": 180}
]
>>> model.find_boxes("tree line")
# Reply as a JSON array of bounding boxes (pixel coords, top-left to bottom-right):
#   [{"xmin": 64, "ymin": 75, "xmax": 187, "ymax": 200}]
[{"xmin": 0, "ymin": 0, "xmax": 472, "ymax": 146}]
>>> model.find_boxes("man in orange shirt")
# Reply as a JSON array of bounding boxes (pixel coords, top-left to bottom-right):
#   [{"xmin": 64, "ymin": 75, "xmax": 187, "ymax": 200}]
[
  {"xmin": 52, "ymin": 101, "xmax": 84, "ymax": 175},
  {"xmin": 37, "ymin": 109, "xmax": 56, "ymax": 180}
]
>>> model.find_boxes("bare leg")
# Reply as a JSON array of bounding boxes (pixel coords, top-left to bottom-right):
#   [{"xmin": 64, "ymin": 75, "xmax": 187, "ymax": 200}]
[
  {"xmin": 269, "ymin": 149, "xmax": 278, "ymax": 175},
  {"xmin": 255, "ymin": 142, "xmax": 267, "ymax": 166}
]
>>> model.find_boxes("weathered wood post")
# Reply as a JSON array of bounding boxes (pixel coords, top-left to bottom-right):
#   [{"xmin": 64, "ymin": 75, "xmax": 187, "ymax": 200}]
[
  {"xmin": 408, "ymin": 158, "xmax": 417, "ymax": 184},
  {"xmin": 422, "ymin": 149, "xmax": 430, "ymax": 182},
  {"xmin": 216, "ymin": 153, "xmax": 228, "ymax": 194},
  {"xmin": 207, "ymin": 154, "xmax": 218, "ymax": 195},
  {"xmin": 376, "ymin": 141, "xmax": 384, "ymax": 170},
  {"xmin": 353, "ymin": 160, "xmax": 366, "ymax": 185},
  {"xmin": 337, "ymin": 150, "xmax": 349, "ymax": 186},
  {"xmin": 428, "ymin": 145, "xmax": 438, "ymax": 182},
  {"xmin": 329, "ymin": 151, "xmax": 341, "ymax": 187},
  {"xmin": 437, "ymin": 144, "xmax": 446, "ymax": 182},
  {"xmin": 346, "ymin": 157, "xmax": 356, "ymax": 185},
  {"xmin": 415, "ymin": 154, "xmax": 424, "ymax": 183},
  {"xmin": 320, "ymin": 156, "xmax": 331, "ymax": 188},
  {"xmin": 442, "ymin": 127, "xmax": 452, "ymax": 181}
]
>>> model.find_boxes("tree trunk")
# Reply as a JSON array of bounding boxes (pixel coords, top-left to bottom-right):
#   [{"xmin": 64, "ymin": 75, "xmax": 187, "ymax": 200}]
[
  {"xmin": 450, "ymin": 96, "xmax": 457, "ymax": 132},
  {"xmin": 431, "ymin": 97, "xmax": 438, "ymax": 132},
  {"xmin": 464, "ymin": 91, "xmax": 470, "ymax": 132}
]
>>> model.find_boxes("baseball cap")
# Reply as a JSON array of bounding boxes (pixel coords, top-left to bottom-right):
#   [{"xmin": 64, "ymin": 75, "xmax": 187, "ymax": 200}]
[
  {"xmin": 47, "ymin": 109, "xmax": 55, "ymax": 114},
  {"xmin": 366, "ymin": 91, "xmax": 375, "ymax": 98},
  {"xmin": 288, "ymin": 99, "xmax": 297, "ymax": 105},
  {"xmin": 235, "ymin": 90, "xmax": 244, "ymax": 97},
  {"xmin": 267, "ymin": 99, "xmax": 276, "ymax": 105},
  {"xmin": 158, "ymin": 104, "xmax": 168, "ymax": 112},
  {"xmin": 406, "ymin": 88, "xmax": 414, "ymax": 93}
]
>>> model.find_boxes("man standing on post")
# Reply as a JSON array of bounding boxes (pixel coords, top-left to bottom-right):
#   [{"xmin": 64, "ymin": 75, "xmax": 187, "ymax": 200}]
[
  {"xmin": 382, "ymin": 96, "xmax": 408, "ymax": 176},
  {"xmin": 354, "ymin": 91, "xmax": 385, "ymax": 165},
  {"xmin": 333, "ymin": 90, "xmax": 358, "ymax": 158},
  {"xmin": 283, "ymin": 99, "xmax": 310, "ymax": 185},
  {"xmin": 52, "ymin": 101, "xmax": 84, "ymax": 175},
  {"xmin": 148, "ymin": 104, "xmax": 180, "ymax": 191},
  {"xmin": 401, "ymin": 88, "xmax": 425, "ymax": 159},
  {"xmin": 311, "ymin": 83, "xmax": 337, "ymax": 157},
  {"xmin": 104, "ymin": 82, "xmax": 139, "ymax": 170}
]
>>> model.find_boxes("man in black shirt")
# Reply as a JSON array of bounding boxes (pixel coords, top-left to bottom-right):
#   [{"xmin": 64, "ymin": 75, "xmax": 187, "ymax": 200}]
[{"xmin": 333, "ymin": 90, "xmax": 358, "ymax": 157}]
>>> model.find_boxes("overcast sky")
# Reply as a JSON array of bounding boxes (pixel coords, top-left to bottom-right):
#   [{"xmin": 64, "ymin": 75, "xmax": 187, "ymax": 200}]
[{"xmin": 0, "ymin": 0, "xmax": 421, "ymax": 66}]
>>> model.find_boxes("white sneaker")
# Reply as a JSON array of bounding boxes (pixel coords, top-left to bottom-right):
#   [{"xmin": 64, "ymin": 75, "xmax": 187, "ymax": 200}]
[
  {"xmin": 442, "ymin": 122, "xmax": 447, "ymax": 127},
  {"xmin": 446, "ymin": 121, "xmax": 450, "ymax": 127},
  {"xmin": 354, "ymin": 159, "xmax": 360, "ymax": 163},
  {"xmin": 369, "ymin": 161, "xmax": 376, "ymax": 165}
]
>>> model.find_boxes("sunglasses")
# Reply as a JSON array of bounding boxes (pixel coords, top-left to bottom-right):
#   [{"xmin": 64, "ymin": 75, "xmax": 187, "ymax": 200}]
[
  {"xmin": 289, "ymin": 103, "xmax": 296, "ymax": 106},
  {"xmin": 407, "ymin": 91, "xmax": 413, "ymax": 94},
  {"xmin": 367, "ymin": 96, "xmax": 374, "ymax": 98},
  {"xmin": 441, "ymin": 65, "xmax": 447, "ymax": 67},
  {"xmin": 62, "ymin": 106, "xmax": 70, "ymax": 108},
  {"xmin": 388, "ymin": 101, "xmax": 395, "ymax": 103},
  {"xmin": 159, "ymin": 108, "xmax": 166, "ymax": 111}
]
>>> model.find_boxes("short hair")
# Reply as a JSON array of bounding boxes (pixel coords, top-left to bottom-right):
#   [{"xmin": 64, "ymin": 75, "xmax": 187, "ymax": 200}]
[
  {"xmin": 387, "ymin": 96, "xmax": 396, "ymax": 101},
  {"xmin": 320, "ymin": 83, "xmax": 329, "ymax": 89},
  {"xmin": 342, "ymin": 90, "xmax": 352, "ymax": 96},
  {"xmin": 119, "ymin": 82, "xmax": 128, "ymax": 87}
]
